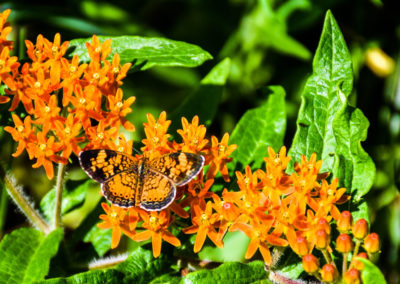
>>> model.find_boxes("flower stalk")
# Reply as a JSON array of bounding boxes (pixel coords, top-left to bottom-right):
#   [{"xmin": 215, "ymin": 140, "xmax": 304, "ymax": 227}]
[{"xmin": 54, "ymin": 163, "xmax": 66, "ymax": 229}]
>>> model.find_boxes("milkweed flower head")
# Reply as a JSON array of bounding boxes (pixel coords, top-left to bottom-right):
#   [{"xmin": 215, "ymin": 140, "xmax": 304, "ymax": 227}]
[{"xmin": 1, "ymin": 10, "xmax": 134, "ymax": 179}]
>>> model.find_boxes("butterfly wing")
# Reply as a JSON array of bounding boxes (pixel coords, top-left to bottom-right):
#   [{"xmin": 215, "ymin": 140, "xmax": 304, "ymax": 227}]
[
  {"xmin": 140, "ymin": 168, "xmax": 176, "ymax": 211},
  {"xmin": 79, "ymin": 149, "xmax": 136, "ymax": 183},
  {"xmin": 149, "ymin": 152, "xmax": 204, "ymax": 186},
  {"xmin": 101, "ymin": 167, "xmax": 139, "ymax": 207}
]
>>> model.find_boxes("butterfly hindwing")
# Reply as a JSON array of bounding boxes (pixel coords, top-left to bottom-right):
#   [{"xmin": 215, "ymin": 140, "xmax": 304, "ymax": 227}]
[
  {"xmin": 101, "ymin": 167, "xmax": 139, "ymax": 208},
  {"xmin": 149, "ymin": 152, "xmax": 204, "ymax": 186},
  {"xmin": 79, "ymin": 149, "xmax": 136, "ymax": 183},
  {"xmin": 140, "ymin": 168, "xmax": 176, "ymax": 211}
]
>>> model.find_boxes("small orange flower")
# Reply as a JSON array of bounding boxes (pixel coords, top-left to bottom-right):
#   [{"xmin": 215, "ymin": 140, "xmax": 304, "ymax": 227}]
[
  {"xmin": 183, "ymin": 202, "xmax": 223, "ymax": 253},
  {"xmin": 4, "ymin": 114, "xmax": 36, "ymax": 157},
  {"xmin": 207, "ymin": 133, "xmax": 237, "ymax": 181},
  {"xmin": 106, "ymin": 88, "xmax": 136, "ymax": 131},
  {"xmin": 130, "ymin": 210, "xmax": 181, "ymax": 258},
  {"xmin": 141, "ymin": 111, "xmax": 172, "ymax": 154},
  {"xmin": 177, "ymin": 116, "xmax": 208, "ymax": 153},
  {"xmin": 97, "ymin": 203, "xmax": 135, "ymax": 249}
]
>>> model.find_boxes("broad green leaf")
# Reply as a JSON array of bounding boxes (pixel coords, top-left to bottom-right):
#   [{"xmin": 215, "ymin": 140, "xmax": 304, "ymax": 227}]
[
  {"xmin": 149, "ymin": 273, "xmax": 181, "ymax": 284},
  {"xmin": 198, "ymin": 231, "xmax": 249, "ymax": 262},
  {"xmin": 288, "ymin": 11, "xmax": 375, "ymax": 199},
  {"xmin": 40, "ymin": 180, "xmax": 90, "ymax": 224},
  {"xmin": 0, "ymin": 228, "xmax": 63, "ymax": 283},
  {"xmin": 42, "ymin": 269, "xmax": 123, "ymax": 284},
  {"xmin": 182, "ymin": 261, "xmax": 270, "ymax": 283},
  {"xmin": 358, "ymin": 258, "xmax": 387, "ymax": 284},
  {"xmin": 116, "ymin": 247, "xmax": 172, "ymax": 283},
  {"xmin": 350, "ymin": 200, "xmax": 370, "ymax": 224},
  {"xmin": 230, "ymin": 85, "xmax": 286, "ymax": 170},
  {"xmin": 169, "ymin": 58, "xmax": 231, "ymax": 133},
  {"xmin": 83, "ymin": 226, "xmax": 112, "ymax": 257},
  {"xmin": 69, "ymin": 36, "xmax": 212, "ymax": 71}
]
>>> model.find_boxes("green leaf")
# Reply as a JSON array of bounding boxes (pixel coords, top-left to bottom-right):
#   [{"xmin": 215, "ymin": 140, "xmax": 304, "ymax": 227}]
[
  {"xmin": 198, "ymin": 231, "xmax": 249, "ymax": 262},
  {"xmin": 40, "ymin": 180, "xmax": 90, "ymax": 224},
  {"xmin": 83, "ymin": 226, "xmax": 112, "ymax": 257},
  {"xmin": 287, "ymin": 11, "xmax": 375, "ymax": 199},
  {"xmin": 69, "ymin": 36, "xmax": 212, "ymax": 71},
  {"xmin": 0, "ymin": 228, "xmax": 63, "ymax": 283},
  {"xmin": 182, "ymin": 261, "xmax": 270, "ymax": 283},
  {"xmin": 116, "ymin": 247, "xmax": 172, "ymax": 283},
  {"xmin": 169, "ymin": 58, "xmax": 231, "ymax": 133},
  {"xmin": 42, "ymin": 269, "xmax": 123, "ymax": 284},
  {"xmin": 350, "ymin": 200, "xmax": 370, "ymax": 224},
  {"xmin": 230, "ymin": 85, "xmax": 286, "ymax": 170},
  {"xmin": 358, "ymin": 258, "xmax": 387, "ymax": 284}
]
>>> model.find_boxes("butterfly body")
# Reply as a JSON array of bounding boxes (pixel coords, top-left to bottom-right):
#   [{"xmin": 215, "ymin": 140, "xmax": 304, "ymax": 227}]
[{"xmin": 79, "ymin": 149, "xmax": 204, "ymax": 211}]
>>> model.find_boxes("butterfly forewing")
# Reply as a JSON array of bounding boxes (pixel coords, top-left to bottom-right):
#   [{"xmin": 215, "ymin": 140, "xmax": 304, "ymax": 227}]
[
  {"xmin": 149, "ymin": 152, "xmax": 204, "ymax": 186},
  {"xmin": 101, "ymin": 167, "xmax": 139, "ymax": 208},
  {"xmin": 79, "ymin": 149, "xmax": 136, "ymax": 183},
  {"xmin": 140, "ymin": 168, "xmax": 176, "ymax": 211}
]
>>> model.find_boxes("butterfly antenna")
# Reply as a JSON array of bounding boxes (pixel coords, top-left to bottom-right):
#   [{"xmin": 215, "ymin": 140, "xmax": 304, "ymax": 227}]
[{"xmin": 132, "ymin": 146, "xmax": 142, "ymax": 155}]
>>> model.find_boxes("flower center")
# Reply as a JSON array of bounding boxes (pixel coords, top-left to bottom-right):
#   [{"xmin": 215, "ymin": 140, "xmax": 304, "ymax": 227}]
[
  {"xmin": 192, "ymin": 138, "xmax": 198, "ymax": 145},
  {"xmin": 44, "ymin": 106, "xmax": 51, "ymax": 113},
  {"xmin": 79, "ymin": 98, "xmax": 86, "ymax": 104},
  {"xmin": 97, "ymin": 132, "xmax": 104, "ymax": 139},
  {"xmin": 39, "ymin": 143, "xmax": 46, "ymax": 151},
  {"xmin": 200, "ymin": 213, "xmax": 208, "ymax": 223},
  {"xmin": 93, "ymin": 73, "xmax": 100, "ymax": 80},
  {"xmin": 152, "ymin": 136, "xmax": 159, "ymax": 144},
  {"xmin": 70, "ymin": 66, "xmax": 77, "ymax": 73},
  {"xmin": 219, "ymin": 145, "xmax": 225, "ymax": 153},
  {"xmin": 112, "ymin": 67, "xmax": 119, "ymax": 73},
  {"xmin": 116, "ymin": 102, "xmax": 123, "ymax": 108},
  {"xmin": 64, "ymin": 127, "xmax": 71, "ymax": 134},
  {"xmin": 17, "ymin": 125, "xmax": 24, "ymax": 132},
  {"xmin": 51, "ymin": 46, "xmax": 58, "ymax": 53},
  {"xmin": 95, "ymin": 47, "xmax": 101, "ymax": 53},
  {"xmin": 150, "ymin": 216, "xmax": 157, "ymax": 225},
  {"xmin": 34, "ymin": 81, "xmax": 41, "ymax": 89}
]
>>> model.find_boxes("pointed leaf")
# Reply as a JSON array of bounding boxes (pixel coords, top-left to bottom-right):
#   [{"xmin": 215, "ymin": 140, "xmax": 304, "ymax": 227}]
[
  {"xmin": 230, "ymin": 85, "xmax": 286, "ymax": 170},
  {"xmin": 69, "ymin": 36, "xmax": 212, "ymax": 71},
  {"xmin": 288, "ymin": 11, "xmax": 375, "ymax": 199},
  {"xmin": 0, "ymin": 228, "xmax": 63, "ymax": 283}
]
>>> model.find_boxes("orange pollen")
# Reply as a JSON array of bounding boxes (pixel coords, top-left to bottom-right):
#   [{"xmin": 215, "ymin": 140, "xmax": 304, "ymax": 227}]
[
  {"xmin": 34, "ymin": 81, "xmax": 41, "ymax": 89},
  {"xmin": 79, "ymin": 98, "xmax": 86, "ymax": 104},
  {"xmin": 17, "ymin": 125, "xmax": 24, "ymax": 132},
  {"xmin": 95, "ymin": 47, "xmax": 101, "ymax": 53},
  {"xmin": 70, "ymin": 66, "xmax": 77, "ymax": 73},
  {"xmin": 39, "ymin": 143, "xmax": 46, "ymax": 151},
  {"xmin": 93, "ymin": 73, "xmax": 100, "ymax": 80},
  {"xmin": 152, "ymin": 136, "xmax": 159, "ymax": 144},
  {"xmin": 116, "ymin": 102, "xmax": 123, "ymax": 108},
  {"xmin": 97, "ymin": 132, "xmax": 104, "ymax": 139},
  {"xmin": 112, "ymin": 67, "xmax": 119, "ymax": 73},
  {"xmin": 44, "ymin": 106, "xmax": 51, "ymax": 113},
  {"xmin": 64, "ymin": 127, "xmax": 71, "ymax": 134}
]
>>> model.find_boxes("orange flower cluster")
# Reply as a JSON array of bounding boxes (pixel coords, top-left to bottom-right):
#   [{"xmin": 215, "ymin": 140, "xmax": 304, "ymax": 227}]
[
  {"xmin": 97, "ymin": 112, "xmax": 237, "ymax": 257},
  {"xmin": 1, "ymin": 9, "xmax": 134, "ymax": 179}
]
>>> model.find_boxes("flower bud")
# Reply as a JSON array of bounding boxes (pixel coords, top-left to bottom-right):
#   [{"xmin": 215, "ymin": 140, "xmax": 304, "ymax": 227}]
[
  {"xmin": 294, "ymin": 236, "xmax": 309, "ymax": 256},
  {"xmin": 336, "ymin": 233, "xmax": 354, "ymax": 253},
  {"xmin": 337, "ymin": 211, "xmax": 352, "ymax": 233},
  {"xmin": 317, "ymin": 218, "xmax": 331, "ymax": 234},
  {"xmin": 315, "ymin": 229, "xmax": 330, "ymax": 250},
  {"xmin": 344, "ymin": 268, "xmax": 361, "ymax": 284},
  {"xmin": 353, "ymin": 219, "xmax": 368, "ymax": 240},
  {"xmin": 320, "ymin": 264, "xmax": 339, "ymax": 282},
  {"xmin": 302, "ymin": 254, "xmax": 319, "ymax": 274},
  {"xmin": 364, "ymin": 233, "xmax": 380, "ymax": 253}
]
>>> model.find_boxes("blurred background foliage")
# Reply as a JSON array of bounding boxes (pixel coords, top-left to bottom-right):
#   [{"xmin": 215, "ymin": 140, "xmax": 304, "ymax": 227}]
[{"xmin": 1, "ymin": 0, "xmax": 399, "ymax": 282}]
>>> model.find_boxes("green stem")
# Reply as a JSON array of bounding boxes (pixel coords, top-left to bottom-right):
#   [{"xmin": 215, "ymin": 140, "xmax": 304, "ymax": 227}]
[
  {"xmin": 88, "ymin": 254, "xmax": 128, "ymax": 270},
  {"xmin": 321, "ymin": 248, "xmax": 332, "ymax": 265},
  {"xmin": 342, "ymin": 253, "xmax": 348, "ymax": 274},
  {"xmin": 0, "ymin": 184, "xmax": 9, "ymax": 237},
  {"xmin": 353, "ymin": 239, "xmax": 361, "ymax": 259},
  {"xmin": 3, "ymin": 170, "xmax": 51, "ymax": 234},
  {"xmin": 54, "ymin": 163, "xmax": 66, "ymax": 230}
]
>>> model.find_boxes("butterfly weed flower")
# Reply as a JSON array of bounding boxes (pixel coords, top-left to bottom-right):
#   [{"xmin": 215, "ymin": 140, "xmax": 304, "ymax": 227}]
[{"xmin": 207, "ymin": 133, "xmax": 237, "ymax": 182}]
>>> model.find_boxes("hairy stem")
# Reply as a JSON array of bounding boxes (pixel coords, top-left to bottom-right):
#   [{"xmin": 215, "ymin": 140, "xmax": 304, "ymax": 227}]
[
  {"xmin": 54, "ymin": 163, "xmax": 66, "ymax": 230},
  {"xmin": 2, "ymin": 169, "xmax": 51, "ymax": 234},
  {"xmin": 0, "ymin": 184, "xmax": 8, "ymax": 237},
  {"xmin": 321, "ymin": 249, "xmax": 332, "ymax": 265},
  {"xmin": 342, "ymin": 253, "xmax": 348, "ymax": 274},
  {"xmin": 89, "ymin": 254, "xmax": 128, "ymax": 270}
]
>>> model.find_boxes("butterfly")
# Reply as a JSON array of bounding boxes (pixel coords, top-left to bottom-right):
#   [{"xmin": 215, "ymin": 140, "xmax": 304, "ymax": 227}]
[{"xmin": 79, "ymin": 149, "xmax": 204, "ymax": 211}]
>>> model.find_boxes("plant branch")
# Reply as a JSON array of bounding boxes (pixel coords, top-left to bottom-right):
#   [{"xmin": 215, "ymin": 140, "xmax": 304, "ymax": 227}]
[
  {"xmin": 54, "ymin": 163, "xmax": 66, "ymax": 230},
  {"xmin": 1, "ymin": 167, "xmax": 51, "ymax": 234}
]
